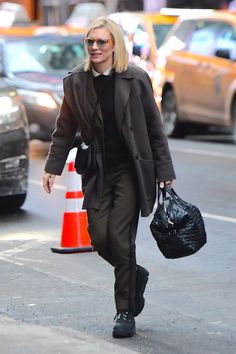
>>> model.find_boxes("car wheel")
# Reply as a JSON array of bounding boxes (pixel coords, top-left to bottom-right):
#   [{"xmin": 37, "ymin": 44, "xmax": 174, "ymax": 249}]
[
  {"xmin": 0, "ymin": 194, "xmax": 27, "ymax": 212},
  {"xmin": 162, "ymin": 89, "xmax": 184, "ymax": 137}
]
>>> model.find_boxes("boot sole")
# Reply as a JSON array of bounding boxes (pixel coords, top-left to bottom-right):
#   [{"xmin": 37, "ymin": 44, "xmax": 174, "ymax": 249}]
[{"xmin": 113, "ymin": 327, "xmax": 136, "ymax": 338}]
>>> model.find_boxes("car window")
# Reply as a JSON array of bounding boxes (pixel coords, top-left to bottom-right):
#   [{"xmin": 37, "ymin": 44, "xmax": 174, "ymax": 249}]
[
  {"xmin": 187, "ymin": 21, "xmax": 220, "ymax": 56},
  {"xmin": 152, "ymin": 24, "xmax": 174, "ymax": 48},
  {"xmin": 215, "ymin": 23, "xmax": 236, "ymax": 60},
  {"xmin": 7, "ymin": 42, "xmax": 45, "ymax": 72},
  {"xmin": 5, "ymin": 38, "xmax": 85, "ymax": 73},
  {"xmin": 163, "ymin": 20, "xmax": 193, "ymax": 51},
  {"xmin": 171, "ymin": 20, "xmax": 193, "ymax": 42},
  {"xmin": 133, "ymin": 24, "xmax": 150, "ymax": 58}
]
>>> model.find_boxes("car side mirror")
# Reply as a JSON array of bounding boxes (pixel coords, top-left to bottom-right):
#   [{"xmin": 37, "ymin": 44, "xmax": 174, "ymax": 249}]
[{"xmin": 215, "ymin": 48, "xmax": 231, "ymax": 60}]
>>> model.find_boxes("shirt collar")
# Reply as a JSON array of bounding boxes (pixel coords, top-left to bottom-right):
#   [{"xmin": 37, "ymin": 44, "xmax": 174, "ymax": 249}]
[{"xmin": 92, "ymin": 66, "xmax": 113, "ymax": 77}]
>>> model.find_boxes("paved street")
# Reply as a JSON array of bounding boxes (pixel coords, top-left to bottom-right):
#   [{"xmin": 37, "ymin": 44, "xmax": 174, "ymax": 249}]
[{"xmin": 0, "ymin": 137, "xmax": 235, "ymax": 354}]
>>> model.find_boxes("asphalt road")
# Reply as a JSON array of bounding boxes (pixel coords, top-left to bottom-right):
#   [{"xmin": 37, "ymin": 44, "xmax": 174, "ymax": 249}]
[{"xmin": 0, "ymin": 137, "xmax": 235, "ymax": 354}]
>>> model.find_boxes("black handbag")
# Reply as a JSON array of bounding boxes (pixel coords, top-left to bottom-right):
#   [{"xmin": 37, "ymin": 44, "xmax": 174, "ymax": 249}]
[
  {"xmin": 150, "ymin": 186, "xmax": 207, "ymax": 259},
  {"xmin": 74, "ymin": 99, "xmax": 99, "ymax": 176},
  {"xmin": 74, "ymin": 142, "xmax": 97, "ymax": 175}
]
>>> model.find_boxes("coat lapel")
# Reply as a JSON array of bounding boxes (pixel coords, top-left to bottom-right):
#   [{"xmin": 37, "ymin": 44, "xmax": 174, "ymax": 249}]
[
  {"xmin": 85, "ymin": 72, "xmax": 103, "ymax": 124},
  {"xmin": 72, "ymin": 65, "xmax": 134, "ymax": 131},
  {"xmin": 115, "ymin": 67, "xmax": 134, "ymax": 129},
  {"xmin": 73, "ymin": 69, "xmax": 103, "ymax": 128}
]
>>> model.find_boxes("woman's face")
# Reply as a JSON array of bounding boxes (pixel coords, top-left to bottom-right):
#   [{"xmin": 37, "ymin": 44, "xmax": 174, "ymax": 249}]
[{"xmin": 85, "ymin": 27, "xmax": 114, "ymax": 71}]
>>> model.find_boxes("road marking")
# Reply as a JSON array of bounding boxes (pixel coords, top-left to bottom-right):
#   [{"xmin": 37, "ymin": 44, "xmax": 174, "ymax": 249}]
[
  {"xmin": 0, "ymin": 241, "xmax": 49, "ymax": 265},
  {"xmin": 0, "ymin": 242, "xmax": 114, "ymax": 294},
  {"xmin": 171, "ymin": 147, "xmax": 236, "ymax": 159},
  {"xmin": 30, "ymin": 179, "xmax": 236, "ymax": 224},
  {"xmin": 153, "ymin": 202, "xmax": 236, "ymax": 224},
  {"xmin": 202, "ymin": 212, "xmax": 236, "ymax": 224},
  {"xmin": 0, "ymin": 240, "xmax": 40, "ymax": 257},
  {"xmin": 29, "ymin": 178, "xmax": 66, "ymax": 190}
]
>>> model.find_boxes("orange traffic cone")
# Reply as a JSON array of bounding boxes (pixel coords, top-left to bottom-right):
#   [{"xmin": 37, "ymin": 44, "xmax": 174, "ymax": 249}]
[{"xmin": 51, "ymin": 149, "xmax": 93, "ymax": 254}]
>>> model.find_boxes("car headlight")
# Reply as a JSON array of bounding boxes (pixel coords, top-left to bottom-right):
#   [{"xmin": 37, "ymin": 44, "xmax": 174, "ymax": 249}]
[
  {"xmin": 17, "ymin": 89, "xmax": 58, "ymax": 109},
  {"xmin": 0, "ymin": 96, "xmax": 19, "ymax": 115},
  {"xmin": 0, "ymin": 92, "xmax": 25, "ymax": 133}
]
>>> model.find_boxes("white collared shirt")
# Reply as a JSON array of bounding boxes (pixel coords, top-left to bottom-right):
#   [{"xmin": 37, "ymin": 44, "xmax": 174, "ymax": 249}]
[{"xmin": 92, "ymin": 67, "xmax": 113, "ymax": 77}]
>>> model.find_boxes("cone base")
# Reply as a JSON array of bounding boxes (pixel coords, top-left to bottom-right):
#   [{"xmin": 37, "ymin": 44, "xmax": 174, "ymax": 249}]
[
  {"xmin": 61, "ymin": 212, "xmax": 92, "ymax": 249},
  {"xmin": 51, "ymin": 246, "xmax": 94, "ymax": 254}
]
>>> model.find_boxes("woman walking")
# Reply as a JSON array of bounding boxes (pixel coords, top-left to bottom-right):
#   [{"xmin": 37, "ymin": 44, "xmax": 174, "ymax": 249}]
[{"xmin": 43, "ymin": 16, "xmax": 175, "ymax": 338}]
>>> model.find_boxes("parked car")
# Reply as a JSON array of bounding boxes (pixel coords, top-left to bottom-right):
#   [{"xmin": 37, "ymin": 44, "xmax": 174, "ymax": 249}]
[
  {"xmin": 0, "ymin": 78, "xmax": 29, "ymax": 211},
  {"xmin": 109, "ymin": 11, "xmax": 178, "ymax": 105},
  {"xmin": 156, "ymin": 10, "xmax": 236, "ymax": 141},
  {"xmin": 65, "ymin": 2, "xmax": 107, "ymax": 28},
  {"xmin": 0, "ymin": 31, "xmax": 86, "ymax": 140},
  {"xmin": 109, "ymin": 11, "xmax": 177, "ymax": 62},
  {"xmin": 0, "ymin": 2, "xmax": 31, "ymax": 28}
]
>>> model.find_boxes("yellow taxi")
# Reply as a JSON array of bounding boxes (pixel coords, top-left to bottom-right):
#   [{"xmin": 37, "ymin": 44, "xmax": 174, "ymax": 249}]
[
  {"xmin": 156, "ymin": 10, "xmax": 236, "ymax": 141},
  {"xmin": 109, "ymin": 11, "xmax": 178, "ymax": 105},
  {"xmin": 0, "ymin": 25, "xmax": 38, "ymax": 36},
  {"xmin": 109, "ymin": 11, "xmax": 177, "ymax": 63},
  {"xmin": 0, "ymin": 24, "xmax": 87, "ymax": 37}
]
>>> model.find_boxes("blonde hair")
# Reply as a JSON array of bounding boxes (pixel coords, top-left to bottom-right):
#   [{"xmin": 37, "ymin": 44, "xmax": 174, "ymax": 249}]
[{"xmin": 84, "ymin": 17, "xmax": 129, "ymax": 73}]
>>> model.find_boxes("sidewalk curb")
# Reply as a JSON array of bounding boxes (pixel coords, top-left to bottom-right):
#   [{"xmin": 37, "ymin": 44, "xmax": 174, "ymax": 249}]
[{"xmin": 0, "ymin": 315, "xmax": 139, "ymax": 354}]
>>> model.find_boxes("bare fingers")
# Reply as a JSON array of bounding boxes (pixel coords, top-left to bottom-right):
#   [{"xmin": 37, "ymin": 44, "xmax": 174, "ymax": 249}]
[
  {"xmin": 43, "ymin": 173, "xmax": 56, "ymax": 193},
  {"xmin": 159, "ymin": 180, "xmax": 173, "ymax": 189}
]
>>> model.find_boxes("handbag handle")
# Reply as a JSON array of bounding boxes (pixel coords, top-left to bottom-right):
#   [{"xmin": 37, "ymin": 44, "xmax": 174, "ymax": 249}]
[
  {"xmin": 163, "ymin": 186, "xmax": 188, "ymax": 209},
  {"xmin": 158, "ymin": 186, "xmax": 181, "ymax": 204},
  {"xmin": 157, "ymin": 187, "xmax": 174, "ymax": 226},
  {"xmin": 157, "ymin": 186, "xmax": 166, "ymax": 205}
]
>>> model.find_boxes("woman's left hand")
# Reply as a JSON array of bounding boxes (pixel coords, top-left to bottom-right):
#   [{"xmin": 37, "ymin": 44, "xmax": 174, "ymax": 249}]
[{"xmin": 159, "ymin": 180, "xmax": 173, "ymax": 189}]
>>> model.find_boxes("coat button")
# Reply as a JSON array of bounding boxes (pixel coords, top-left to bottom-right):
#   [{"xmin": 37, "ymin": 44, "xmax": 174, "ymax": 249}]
[
  {"xmin": 96, "ymin": 148, "xmax": 100, "ymax": 153},
  {"xmin": 135, "ymin": 154, "xmax": 139, "ymax": 159},
  {"xmin": 130, "ymin": 126, "xmax": 133, "ymax": 131}
]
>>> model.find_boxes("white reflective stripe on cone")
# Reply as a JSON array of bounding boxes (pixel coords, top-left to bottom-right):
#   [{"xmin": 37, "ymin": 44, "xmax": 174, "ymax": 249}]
[
  {"xmin": 66, "ymin": 170, "xmax": 82, "ymax": 192},
  {"xmin": 66, "ymin": 147, "xmax": 78, "ymax": 163},
  {"xmin": 65, "ymin": 198, "xmax": 84, "ymax": 213}
]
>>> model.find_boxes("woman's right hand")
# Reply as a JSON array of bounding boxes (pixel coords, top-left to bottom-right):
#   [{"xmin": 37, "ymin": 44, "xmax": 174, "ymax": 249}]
[
  {"xmin": 43, "ymin": 172, "xmax": 56, "ymax": 193},
  {"xmin": 159, "ymin": 180, "xmax": 173, "ymax": 189}
]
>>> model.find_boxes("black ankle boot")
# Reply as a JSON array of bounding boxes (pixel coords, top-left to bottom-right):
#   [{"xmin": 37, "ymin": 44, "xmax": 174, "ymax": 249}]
[
  {"xmin": 134, "ymin": 265, "xmax": 149, "ymax": 317},
  {"xmin": 113, "ymin": 310, "xmax": 136, "ymax": 338}
]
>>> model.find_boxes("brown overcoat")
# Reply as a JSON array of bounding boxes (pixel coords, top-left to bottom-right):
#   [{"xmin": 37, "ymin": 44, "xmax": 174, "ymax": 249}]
[{"xmin": 44, "ymin": 64, "xmax": 176, "ymax": 217}]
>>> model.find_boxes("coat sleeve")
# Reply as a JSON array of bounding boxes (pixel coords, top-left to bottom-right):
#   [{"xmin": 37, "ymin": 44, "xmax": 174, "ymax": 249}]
[
  {"xmin": 141, "ymin": 71, "xmax": 176, "ymax": 181},
  {"xmin": 44, "ymin": 76, "xmax": 79, "ymax": 175}
]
